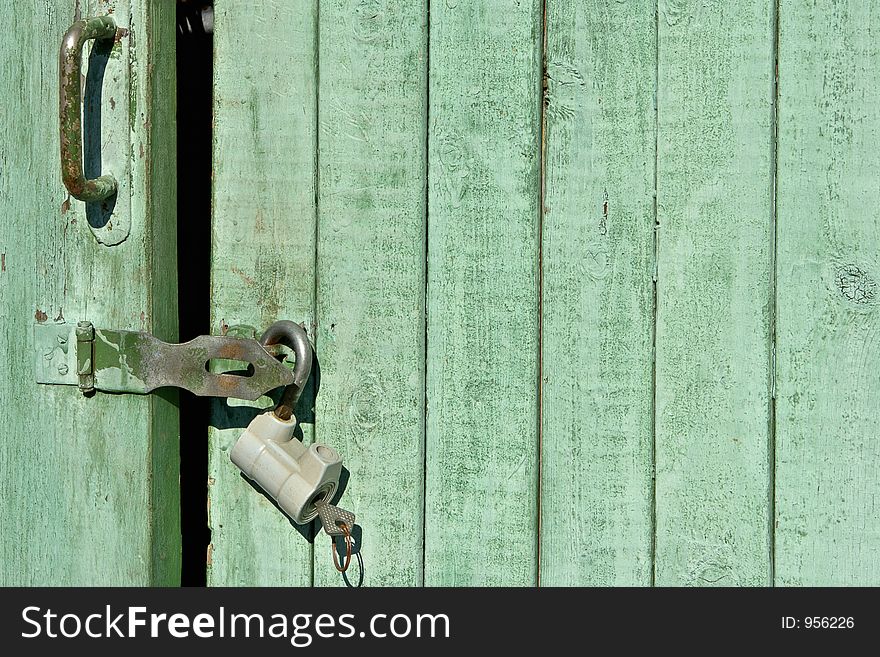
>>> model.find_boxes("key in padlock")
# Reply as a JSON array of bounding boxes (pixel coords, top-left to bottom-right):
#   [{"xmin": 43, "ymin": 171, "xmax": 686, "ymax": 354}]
[{"xmin": 229, "ymin": 321, "xmax": 344, "ymax": 524}]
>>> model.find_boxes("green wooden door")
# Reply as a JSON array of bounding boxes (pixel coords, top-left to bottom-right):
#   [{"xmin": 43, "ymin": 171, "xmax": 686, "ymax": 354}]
[
  {"xmin": 4, "ymin": 0, "xmax": 878, "ymax": 588},
  {"xmin": 206, "ymin": 0, "xmax": 880, "ymax": 587},
  {"xmin": 0, "ymin": 0, "xmax": 177, "ymax": 585}
]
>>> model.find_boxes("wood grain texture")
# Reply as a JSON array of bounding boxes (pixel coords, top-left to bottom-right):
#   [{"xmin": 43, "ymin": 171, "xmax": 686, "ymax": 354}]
[
  {"xmin": 0, "ymin": 0, "xmax": 178, "ymax": 585},
  {"xmin": 144, "ymin": 0, "xmax": 180, "ymax": 585},
  {"xmin": 540, "ymin": 0, "xmax": 656, "ymax": 586},
  {"xmin": 775, "ymin": 0, "xmax": 880, "ymax": 585},
  {"xmin": 313, "ymin": 0, "xmax": 427, "ymax": 587},
  {"xmin": 425, "ymin": 0, "xmax": 543, "ymax": 586},
  {"xmin": 654, "ymin": 0, "xmax": 774, "ymax": 586},
  {"xmin": 207, "ymin": 0, "xmax": 317, "ymax": 586}
]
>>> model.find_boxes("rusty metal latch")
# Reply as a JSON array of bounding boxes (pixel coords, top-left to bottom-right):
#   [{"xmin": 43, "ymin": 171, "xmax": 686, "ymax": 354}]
[{"xmin": 34, "ymin": 321, "xmax": 297, "ymax": 400}]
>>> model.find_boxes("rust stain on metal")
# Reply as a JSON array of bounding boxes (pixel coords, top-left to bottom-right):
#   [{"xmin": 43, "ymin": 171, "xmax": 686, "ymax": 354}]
[
  {"xmin": 60, "ymin": 197, "xmax": 71, "ymax": 215},
  {"xmin": 216, "ymin": 376, "xmax": 242, "ymax": 396},
  {"xmin": 216, "ymin": 342, "xmax": 245, "ymax": 360},
  {"xmin": 128, "ymin": 332, "xmax": 290, "ymax": 398},
  {"xmin": 35, "ymin": 309, "xmax": 48, "ymax": 323},
  {"xmin": 1, "ymin": 253, "xmax": 5, "ymax": 272}
]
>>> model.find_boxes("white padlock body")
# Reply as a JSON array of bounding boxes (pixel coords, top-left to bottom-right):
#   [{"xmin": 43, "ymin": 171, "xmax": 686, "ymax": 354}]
[{"xmin": 230, "ymin": 411, "xmax": 343, "ymax": 524}]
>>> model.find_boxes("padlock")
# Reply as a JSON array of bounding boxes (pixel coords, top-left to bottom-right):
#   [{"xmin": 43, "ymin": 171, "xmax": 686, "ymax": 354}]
[
  {"xmin": 231, "ymin": 410, "xmax": 342, "ymax": 524},
  {"xmin": 229, "ymin": 321, "xmax": 343, "ymax": 524}
]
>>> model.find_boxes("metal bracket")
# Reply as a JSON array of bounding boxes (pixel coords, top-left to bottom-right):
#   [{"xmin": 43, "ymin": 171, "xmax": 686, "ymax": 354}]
[{"xmin": 35, "ymin": 321, "xmax": 294, "ymax": 400}]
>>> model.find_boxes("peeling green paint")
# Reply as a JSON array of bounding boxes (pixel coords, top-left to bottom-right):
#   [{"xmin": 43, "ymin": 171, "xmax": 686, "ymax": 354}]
[{"xmin": 128, "ymin": 26, "xmax": 138, "ymax": 132}]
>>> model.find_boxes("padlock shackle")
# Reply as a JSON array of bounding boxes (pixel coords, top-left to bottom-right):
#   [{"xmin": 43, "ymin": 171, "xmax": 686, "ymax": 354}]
[{"xmin": 259, "ymin": 320, "xmax": 313, "ymax": 421}]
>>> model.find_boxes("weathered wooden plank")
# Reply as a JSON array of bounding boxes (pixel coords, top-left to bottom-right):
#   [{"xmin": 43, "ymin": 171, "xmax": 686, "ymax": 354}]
[
  {"xmin": 654, "ymin": 0, "xmax": 774, "ymax": 585},
  {"xmin": 144, "ymin": 0, "xmax": 180, "ymax": 584},
  {"xmin": 425, "ymin": 0, "xmax": 543, "ymax": 586},
  {"xmin": 207, "ymin": 0, "xmax": 317, "ymax": 586},
  {"xmin": 540, "ymin": 0, "xmax": 656, "ymax": 586},
  {"xmin": 0, "ymin": 0, "xmax": 178, "ymax": 584},
  {"xmin": 313, "ymin": 1, "xmax": 427, "ymax": 586},
  {"xmin": 775, "ymin": 0, "xmax": 880, "ymax": 585}
]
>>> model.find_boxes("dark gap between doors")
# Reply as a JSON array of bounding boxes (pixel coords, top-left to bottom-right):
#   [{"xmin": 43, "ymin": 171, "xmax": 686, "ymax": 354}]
[{"xmin": 177, "ymin": 0, "xmax": 213, "ymax": 587}]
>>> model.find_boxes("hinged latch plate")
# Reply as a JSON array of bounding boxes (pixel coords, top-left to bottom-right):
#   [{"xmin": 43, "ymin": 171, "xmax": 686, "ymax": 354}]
[{"xmin": 35, "ymin": 322, "xmax": 294, "ymax": 400}]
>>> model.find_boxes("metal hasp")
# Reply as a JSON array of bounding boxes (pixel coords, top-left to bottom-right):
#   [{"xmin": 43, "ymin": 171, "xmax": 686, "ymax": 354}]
[
  {"xmin": 35, "ymin": 322, "xmax": 295, "ymax": 400},
  {"xmin": 59, "ymin": 15, "xmax": 120, "ymax": 202}
]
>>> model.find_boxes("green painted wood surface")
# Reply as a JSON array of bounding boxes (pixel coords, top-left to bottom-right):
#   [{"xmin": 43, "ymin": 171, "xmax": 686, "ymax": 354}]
[
  {"xmin": 775, "ymin": 0, "xmax": 880, "ymax": 585},
  {"xmin": 313, "ymin": 1, "xmax": 427, "ymax": 587},
  {"xmin": 0, "ymin": 0, "xmax": 178, "ymax": 585},
  {"xmin": 205, "ymin": 3, "xmax": 880, "ymax": 587},
  {"xmin": 424, "ymin": 0, "xmax": 543, "ymax": 586},
  {"xmin": 2, "ymin": 0, "xmax": 878, "ymax": 589},
  {"xmin": 207, "ymin": 0, "xmax": 318, "ymax": 587},
  {"xmin": 540, "ymin": 0, "xmax": 656, "ymax": 586},
  {"xmin": 654, "ymin": 0, "xmax": 774, "ymax": 585}
]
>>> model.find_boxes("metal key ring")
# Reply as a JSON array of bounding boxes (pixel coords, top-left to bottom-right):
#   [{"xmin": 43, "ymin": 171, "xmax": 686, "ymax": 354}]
[{"xmin": 331, "ymin": 522, "xmax": 353, "ymax": 573}]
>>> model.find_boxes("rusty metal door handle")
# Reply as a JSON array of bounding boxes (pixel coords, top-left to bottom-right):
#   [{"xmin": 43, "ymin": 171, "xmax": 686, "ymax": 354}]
[{"xmin": 59, "ymin": 16, "xmax": 120, "ymax": 202}]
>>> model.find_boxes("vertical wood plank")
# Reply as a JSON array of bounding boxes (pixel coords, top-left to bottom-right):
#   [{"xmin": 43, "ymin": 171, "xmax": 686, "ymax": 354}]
[
  {"xmin": 0, "ymin": 0, "xmax": 178, "ymax": 584},
  {"xmin": 145, "ymin": 0, "xmax": 181, "ymax": 584},
  {"xmin": 207, "ymin": 0, "xmax": 317, "ymax": 586},
  {"xmin": 313, "ymin": 1, "xmax": 428, "ymax": 586},
  {"xmin": 775, "ymin": 1, "xmax": 880, "ymax": 585},
  {"xmin": 540, "ymin": 0, "xmax": 656, "ymax": 586},
  {"xmin": 425, "ymin": 0, "xmax": 543, "ymax": 586},
  {"xmin": 654, "ymin": 0, "xmax": 774, "ymax": 585}
]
